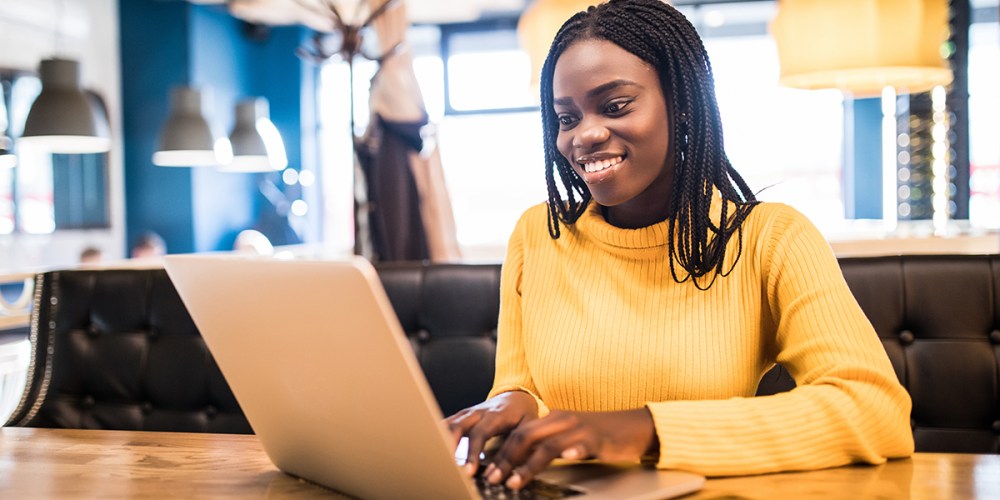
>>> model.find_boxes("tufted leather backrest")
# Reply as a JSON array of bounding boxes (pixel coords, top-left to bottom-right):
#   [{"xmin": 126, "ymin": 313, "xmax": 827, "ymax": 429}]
[
  {"xmin": 755, "ymin": 254, "xmax": 1000, "ymax": 454},
  {"xmin": 4, "ymin": 269, "xmax": 252, "ymax": 433},
  {"xmin": 844, "ymin": 255, "xmax": 1000, "ymax": 453},
  {"xmin": 378, "ymin": 262, "xmax": 501, "ymax": 417},
  {"xmin": 5, "ymin": 264, "xmax": 504, "ymax": 433}
]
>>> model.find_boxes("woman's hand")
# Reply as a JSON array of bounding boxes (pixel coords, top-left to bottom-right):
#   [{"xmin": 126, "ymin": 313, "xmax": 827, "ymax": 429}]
[
  {"xmin": 483, "ymin": 408, "xmax": 657, "ymax": 490},
  {"xmin": 445, "ymin": 391, "xmax": 540, "ymax": 476}
]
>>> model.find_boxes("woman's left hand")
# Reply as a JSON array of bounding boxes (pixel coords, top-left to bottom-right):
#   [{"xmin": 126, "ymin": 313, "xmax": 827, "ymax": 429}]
[{"xmin": 482, "ymin": 408, "xmax": 658, "ymax": 490}]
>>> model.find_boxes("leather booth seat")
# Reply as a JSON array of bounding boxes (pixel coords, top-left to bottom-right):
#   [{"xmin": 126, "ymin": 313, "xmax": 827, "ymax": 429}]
[
  {"xmin": 5, "ymin": 269, "xmax": 252, "ymax": 433},
  {"xmin": 6, "ymin": 255, "xmax": 1000, "ymax": 454}
]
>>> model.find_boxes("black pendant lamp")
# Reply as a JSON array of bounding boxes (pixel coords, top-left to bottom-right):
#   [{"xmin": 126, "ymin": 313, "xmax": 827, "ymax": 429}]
[
  {"xmin": 153, "ymin": 86, "xmax": 232, "ymax": 167},
  {"xmin": 19, "ymin": 58, "xmax": 112, "ymax": 154},
  {"xmin": 0, "ymin": 94, "xmax": 15, "ymax": 169},
  {"xmin": 220, "ymin": 97, "xmax": 287, "ymax": 173}
]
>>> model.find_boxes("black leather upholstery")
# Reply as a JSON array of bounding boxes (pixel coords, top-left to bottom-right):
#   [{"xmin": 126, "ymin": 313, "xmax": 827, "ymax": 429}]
[
  {"xmin": 379, "ymin": 263, "xmax": 501, "ymax": 417},
  {"xmin": 854, "ymin": 255, "xmax": 1000, "ymax": 453},
  {"xmin": 7, "ymin": 255, "xmax": 999, "ymax": 455},
  {"xmin": 755, "ymin": 254, "xmax": 1000, "ymax": 454},
  {"xmin": 4, "ymin": 269, "xmax": 251, "ymax": 433}
]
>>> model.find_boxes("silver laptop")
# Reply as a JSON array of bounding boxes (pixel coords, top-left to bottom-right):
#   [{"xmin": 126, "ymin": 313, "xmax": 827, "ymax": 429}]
[{"xmin": 165, "ymin": 254, "xmax": 705, "ymax": 499}]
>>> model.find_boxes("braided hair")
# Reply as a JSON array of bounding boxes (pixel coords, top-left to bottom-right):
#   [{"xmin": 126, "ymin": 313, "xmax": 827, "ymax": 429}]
[{"xmin": 540, "ymin": 0, "xmax": 758, "ymax": 289}]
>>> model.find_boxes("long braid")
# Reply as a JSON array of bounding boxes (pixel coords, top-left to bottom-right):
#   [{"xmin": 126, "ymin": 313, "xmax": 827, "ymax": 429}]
[{"xmin": 540, "ymin": 0, "xmax": 758, "ymax": 289}]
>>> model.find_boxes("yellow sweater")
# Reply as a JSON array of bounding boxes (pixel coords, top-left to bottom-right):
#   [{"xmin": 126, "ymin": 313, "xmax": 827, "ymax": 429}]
[{"xmin": 488, "ymin": 199, "xmax": 914, "ymax": 476}]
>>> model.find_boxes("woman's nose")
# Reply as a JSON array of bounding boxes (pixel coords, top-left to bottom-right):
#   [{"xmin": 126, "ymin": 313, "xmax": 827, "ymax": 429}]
[{"xmin": 572, "ymin": 118, "xmax": 610, "ymax": 150}]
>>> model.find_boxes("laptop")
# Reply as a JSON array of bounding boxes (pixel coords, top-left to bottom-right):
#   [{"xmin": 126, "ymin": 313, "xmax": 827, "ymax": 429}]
[{"xmin": 165, "ymin": 254, "xmax": 705, "ymax": 499}]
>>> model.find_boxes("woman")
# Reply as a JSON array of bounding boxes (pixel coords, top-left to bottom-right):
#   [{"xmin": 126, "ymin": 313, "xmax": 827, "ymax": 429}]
[{"xmin": 446, "ymin": 0, "xmax": 913, "ymax": 490}]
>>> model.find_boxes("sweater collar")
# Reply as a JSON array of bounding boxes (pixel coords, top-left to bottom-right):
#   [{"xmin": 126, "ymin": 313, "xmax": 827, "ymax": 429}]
[{"xmin": 573, "ymin": 190, "xmax": 726, "ymax": 253}]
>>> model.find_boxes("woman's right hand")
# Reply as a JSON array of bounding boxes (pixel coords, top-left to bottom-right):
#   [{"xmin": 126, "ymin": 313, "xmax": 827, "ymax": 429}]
[{"xmin": 445, "ymin": 391, "xmax": 539, "ymax": 476}]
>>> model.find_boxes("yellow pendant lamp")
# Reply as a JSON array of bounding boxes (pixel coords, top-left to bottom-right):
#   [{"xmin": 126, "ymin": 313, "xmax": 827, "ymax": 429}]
[
  {"xmin": 518, "ymin": 0, "xmax": 600, "ymax": 93},
  {"xmin": 771, "ymin": 0, "xmax": 953, "ymax": 97}
]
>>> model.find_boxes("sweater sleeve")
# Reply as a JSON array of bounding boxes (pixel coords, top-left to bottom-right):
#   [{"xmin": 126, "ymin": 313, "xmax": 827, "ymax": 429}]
[
  {"xmin": 646, "ymin": 207, "xmax": 914, "ymax": 476},
  {"xmin": 487, "ymin": 211, "xmax": 550, "ymax": 417}
]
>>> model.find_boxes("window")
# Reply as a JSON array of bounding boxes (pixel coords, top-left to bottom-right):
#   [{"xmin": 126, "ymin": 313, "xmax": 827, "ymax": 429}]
[
  {"xmin": 442, "ymin": 26, "xmax": 536, "ymax": 113},
  {"xmin": 703, "ymin": 35, "xmax": 845, "ymax": 228},
  {"xmin": 968, "ymin": 19, "xmax": 1000, "ymax": 228}
]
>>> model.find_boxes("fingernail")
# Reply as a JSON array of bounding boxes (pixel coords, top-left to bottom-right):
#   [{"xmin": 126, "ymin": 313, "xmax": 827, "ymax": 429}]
[
  {"xmin": 506, "ymin": 473, "xmax": 522, "ymax": 490},
  {"xmin": 464, "ymin": 462, "xmax": 477, "ymax": 476},
  {"xmin": 561, "ymin": 446, "xmax": 582, "ymax": 460},
  {"xmin": 487, "ymin": 466, "xmax": 502, "ymax": 484}
]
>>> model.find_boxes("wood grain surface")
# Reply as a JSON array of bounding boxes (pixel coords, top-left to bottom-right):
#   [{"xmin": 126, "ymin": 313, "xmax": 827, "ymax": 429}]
[{"xmin": 1, "ymin": 427, "xmax": 997, "ymax": 499}]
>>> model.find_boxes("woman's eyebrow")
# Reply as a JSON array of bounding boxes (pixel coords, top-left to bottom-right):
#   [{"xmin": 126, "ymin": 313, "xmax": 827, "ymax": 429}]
[{"xmin": 553, "ymin": 79, "xmax": 642, "ymax": 106}]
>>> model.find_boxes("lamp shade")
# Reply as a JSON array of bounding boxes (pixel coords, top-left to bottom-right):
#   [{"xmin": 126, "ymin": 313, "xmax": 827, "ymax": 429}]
[
  {"xmin": 518, "ymin": 0, "xmax": 598, "ymax": 92},
  {"xmin": 771, "ymin": 0, "xmax": 953, "ymax": 96},
  {"xmin": 0, "ymin": 135, "xmax": 14, "ymax": 169},
  {"xmin": 19, "ymin": 58, "xmax": 112, "ymax": 153},
  {"xmin": 221, "ymin": 97, "xmax": 288, "ymax": 173},
  {"xmin": 0, "ymin": 96, "xmax": 14, "ymax": 169},
  {"xmin": 153, "ymin": 86, "xmax": 233, "ymax": 167},
  {"xmin": 0, "ymin": 139, "xmax": 15, "ymax": 168}
]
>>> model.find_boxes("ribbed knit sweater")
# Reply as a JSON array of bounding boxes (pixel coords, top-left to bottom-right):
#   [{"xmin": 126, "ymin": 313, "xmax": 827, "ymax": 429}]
[{"xmin": 488, "ymin": 198, "xmax": 914, "ymax": 476}]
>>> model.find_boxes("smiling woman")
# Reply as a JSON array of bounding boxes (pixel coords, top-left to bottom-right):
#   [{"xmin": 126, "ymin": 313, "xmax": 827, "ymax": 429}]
[
  {"xmin": 444, "ymin": 0, "xmax": 913, "ymax": 490},
  {"xmin": 552, "ymin": 41, "xmax": 673, "ymax": 228}
]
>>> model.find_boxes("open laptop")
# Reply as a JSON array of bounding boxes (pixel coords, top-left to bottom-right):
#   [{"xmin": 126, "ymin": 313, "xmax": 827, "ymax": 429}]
[{"xmin": 165, "ymin": 254, "xmax": 705, "ymax": 499}]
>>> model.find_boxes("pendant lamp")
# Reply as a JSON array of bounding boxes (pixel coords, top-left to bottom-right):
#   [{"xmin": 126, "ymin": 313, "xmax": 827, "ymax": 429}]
[
  {"xmin": 0, "ymin": 95, "xmax": 14, "ymax": 169},
  {"xmin": 19, "ymin": 58, "xmax": 112, "ymax": 153},
  {"xmin": 771, "ymin": 0, "xmax": 953, "ymax": 97},
  {"xmin": 220, "ymin": 97, "xmax": 288, "ymax": 173},
  {"xmin": 153, "ymin": 86, "xmax": 233, "ymax": 167},
  {"xmin": 0, "ymin": 143, "xmax": 15, "ymax": 170},
  {"xmin": 518, "ymin": 0, "xmax": 599, "ymax": 92}
]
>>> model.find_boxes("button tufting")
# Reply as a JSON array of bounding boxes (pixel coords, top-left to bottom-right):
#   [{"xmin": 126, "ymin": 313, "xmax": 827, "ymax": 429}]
[
  {"xmin": 989, "ymin": 330, "xmax": 1000, "ymax": 345},
  {"xmin": 910, "ymin": 418, "xmax": 917, "ymax": 430},
  {"xmin": 993, "ymin": 420, "xmax": 1000, "ymax": 433},
  {"xmin": 81, "ymin": 396, "xmax": 96, "ymax": 409},
  {"xmin": 205, "ymin": 405, "xmax": 218, "ymax": 418},
  {"xmin": 146, "ymin": 327, "xmax": 159, "ymax": 340},
  {"xmin": 898, "ymin": 330, "xmax": 915, "ymax": 345},
  {"xmin": 416, "ymin": 330, "xmax": 431, "ymax": 343},
  {"xmin": 87, "ymin": 324, "xmax": 100, "ymax": 337},
  {"xmin": 141, "ymin": 402, "xmax": 153, "ymax": 414},
  {"xmin": 489, "ymin": 330, "xmax": 498, "ymax": 341}
]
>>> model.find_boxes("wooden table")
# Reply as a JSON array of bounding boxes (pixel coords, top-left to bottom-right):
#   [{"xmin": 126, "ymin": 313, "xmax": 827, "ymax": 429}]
[{"xmin": 1, "ymin": 427, "xmax": 997, "ymax": 499}]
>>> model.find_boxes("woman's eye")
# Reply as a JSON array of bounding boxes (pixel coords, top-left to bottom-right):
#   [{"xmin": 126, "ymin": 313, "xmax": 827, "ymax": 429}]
[
  {"xmin": 605, "ymin": 99, "xmax": 633, "ymax": 114},
  {"xmin": 557, "ymin": 115, "xmax": 577, "ymax": 127}
]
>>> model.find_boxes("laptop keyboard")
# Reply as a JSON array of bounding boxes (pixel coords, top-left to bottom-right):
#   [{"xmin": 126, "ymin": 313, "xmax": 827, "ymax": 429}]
[{"xmin": 474, "ymin": 463, "xmax": 584, "ymax": 499}]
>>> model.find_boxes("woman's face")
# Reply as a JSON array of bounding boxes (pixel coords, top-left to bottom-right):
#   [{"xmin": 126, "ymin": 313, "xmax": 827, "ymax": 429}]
[{"xmin": 553, "ymin": 38, "xmax": 674, "ymax": 227}]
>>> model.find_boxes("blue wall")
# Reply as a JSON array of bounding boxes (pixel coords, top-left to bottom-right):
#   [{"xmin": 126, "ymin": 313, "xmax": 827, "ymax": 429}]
[
  {"xmin": 843, "ymin": 98, "xmax": 884, "ymax": 220},
  {"xmin": 189, "ymin": 6, "xmax": 256, "ymax": 252},
  {"xmin": 120, "ymin": 0, "xmax": 195, "ymax": 253},
  {"xmin": 119, "ymin": 1, "xmax": 315, "ymax": 254}
]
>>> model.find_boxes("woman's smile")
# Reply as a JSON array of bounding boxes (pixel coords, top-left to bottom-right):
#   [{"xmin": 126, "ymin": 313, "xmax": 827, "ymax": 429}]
[{"xmin": 577, "ymin": 153, "xmax": 627, "ymax": 183}]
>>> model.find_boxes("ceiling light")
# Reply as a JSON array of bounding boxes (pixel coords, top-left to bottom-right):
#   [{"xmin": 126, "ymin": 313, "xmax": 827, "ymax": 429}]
[
  {"xmin": 19, "ymin": 58, "xmax": 111, "ymax": 154},
  {"xmin": 153, "ymin": 86, "xmax": 232, "ymax": 167},
  {"xmin": 517, "ymin": 0, "xmax": 599, "ymax": 92},
  {"xmin": 220, "ymin": 97, "xmax": 287, "ymax": 173},
  {"xmin": 771, "ymin": 0, "xmax": 952, "ymax": 96}
]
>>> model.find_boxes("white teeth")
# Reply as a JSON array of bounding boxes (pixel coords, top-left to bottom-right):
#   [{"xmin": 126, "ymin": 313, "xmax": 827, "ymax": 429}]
[{"xmin": 583, "ymin": 156, "xmax": 623, "ymax": 173}]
